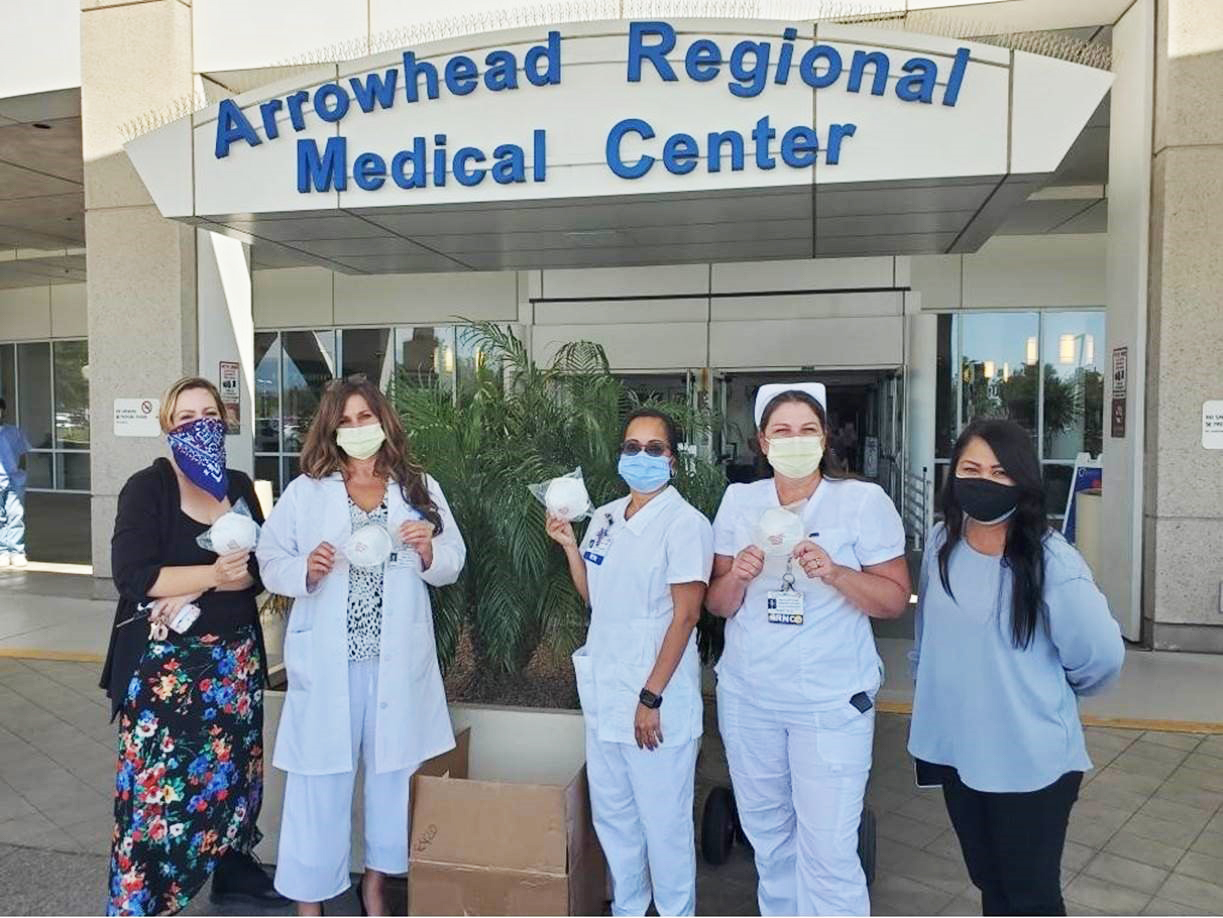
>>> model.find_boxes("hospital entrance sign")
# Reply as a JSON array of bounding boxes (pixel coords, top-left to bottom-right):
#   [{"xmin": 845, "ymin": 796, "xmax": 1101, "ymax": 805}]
[
  {"xmin": 123, "ymin": 17, "xmax": 1112, "ymax": 261},
  {"xmin": 212, "ymin": 22, "xmax": 974, "ymax": 194}
]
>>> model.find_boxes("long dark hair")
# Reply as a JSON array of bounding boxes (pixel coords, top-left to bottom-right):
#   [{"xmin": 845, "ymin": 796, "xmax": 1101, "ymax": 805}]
[
  {"xmin": 938, "ymin": 418, "xmax": 1048, "ymax": 649},
  {"xmin": 300, "ymin": 377, "xmax": 443, "ymax": 532},
  {"xmin": 757, "ymin": 390, "xmax": 851, "ymax": 481}
]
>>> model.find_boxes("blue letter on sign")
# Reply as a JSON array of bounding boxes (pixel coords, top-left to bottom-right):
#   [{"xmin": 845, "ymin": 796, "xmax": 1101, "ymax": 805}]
[
  {"xmin": 606, "ymin": 118, "xmax": 655, "ymax": 179},
  {"xmin": 354, "ymin": 152, "xmax": 387, "ymax": 191},
  {"xmin": 215, "ymin": 99, "xmax": 260, "ymax": 159},
  {"xmin": 628, "ymin": 22, "xmax": 677, "ymax": 82},
  {"xmin": 297, "ymin": 137, "xmax": 347, "ymax": 192}
]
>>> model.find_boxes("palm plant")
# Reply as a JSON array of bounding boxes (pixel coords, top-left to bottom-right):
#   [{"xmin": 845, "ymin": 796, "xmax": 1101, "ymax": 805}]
[{"xmin": 393, "ymin": 321, "xmax": 728, "ymax": 686}]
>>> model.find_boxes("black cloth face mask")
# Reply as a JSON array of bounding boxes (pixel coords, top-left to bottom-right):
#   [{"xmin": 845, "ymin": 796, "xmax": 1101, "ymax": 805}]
[{"xmin": 954, "ymin": 476, "xmax": 1019, "ymax": 524}]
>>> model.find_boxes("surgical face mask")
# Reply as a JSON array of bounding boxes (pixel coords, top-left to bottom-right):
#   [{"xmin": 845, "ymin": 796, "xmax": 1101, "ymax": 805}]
[
  {"xmin": 617, "ymin": 452, "xmax": 672, "ymax": 494},
  {"xmin": 766, "ymin": 435, "xmax": 824, "ymax": 479},
  {"xmin": 955, "ymin": 476, "xmax": 1019, "ymax": 524},
  {"xmin": 336, "ymin": 422, "xmax": 386, "ymax": 460}
]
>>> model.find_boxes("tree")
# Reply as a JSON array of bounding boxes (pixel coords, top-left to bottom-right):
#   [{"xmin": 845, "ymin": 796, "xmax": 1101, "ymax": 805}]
[{"xmin": 394, "ymin": 322, "xmax": 728, "ymax": 686}]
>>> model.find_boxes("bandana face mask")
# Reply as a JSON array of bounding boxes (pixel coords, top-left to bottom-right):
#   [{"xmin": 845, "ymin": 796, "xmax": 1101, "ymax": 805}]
[{"xmin": 167, "ymin": 417, "xmax": 229, "ymax": 501}]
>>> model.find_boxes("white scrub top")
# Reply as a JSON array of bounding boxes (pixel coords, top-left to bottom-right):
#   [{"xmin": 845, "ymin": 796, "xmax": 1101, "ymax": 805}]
[
  {"xmin": 712, "ymin": 477, "xmax": 905, "ymax": 709},
  {"xmin": 572, "ymin": 486, "xmax": 714, "ymax": 747}
]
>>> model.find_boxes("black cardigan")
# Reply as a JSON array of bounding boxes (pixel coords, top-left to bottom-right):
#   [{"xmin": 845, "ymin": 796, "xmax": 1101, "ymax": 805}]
[{"xmin": 99, "ymin": 458, "xmax": 269, "ymax": 720}]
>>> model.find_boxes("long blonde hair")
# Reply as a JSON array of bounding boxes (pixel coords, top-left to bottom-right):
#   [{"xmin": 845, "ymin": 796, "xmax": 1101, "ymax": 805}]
[{"xmin": 299, "ymin": 377, "xmax": 442, "ymax": 531}]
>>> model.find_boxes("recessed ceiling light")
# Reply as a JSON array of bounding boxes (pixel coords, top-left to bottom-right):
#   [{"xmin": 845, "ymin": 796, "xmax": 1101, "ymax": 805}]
[{"xmin": 32, "ymin": 123, "xmax": 51, "ymax": 130}]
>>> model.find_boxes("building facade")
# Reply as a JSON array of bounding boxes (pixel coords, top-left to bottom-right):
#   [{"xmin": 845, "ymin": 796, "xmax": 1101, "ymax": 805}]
[{"xmin": 0, "ymin": 0, "xmax": 1220, "ymax": 653}]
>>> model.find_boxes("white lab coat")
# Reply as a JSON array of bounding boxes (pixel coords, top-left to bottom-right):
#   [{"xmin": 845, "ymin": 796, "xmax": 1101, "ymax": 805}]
[{"xmin": 257, "ymin": 472, "xmax": 463, "ymax": 776}]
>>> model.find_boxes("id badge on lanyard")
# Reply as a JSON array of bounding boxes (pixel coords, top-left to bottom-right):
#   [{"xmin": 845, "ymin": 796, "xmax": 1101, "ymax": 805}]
[
  {"xmin": 582, "ymin": 513, "xmax": 616, "ymax": 566},
  {"xmin": 766, "ymin": 558, "xmax": 804, "ymax": 625}
]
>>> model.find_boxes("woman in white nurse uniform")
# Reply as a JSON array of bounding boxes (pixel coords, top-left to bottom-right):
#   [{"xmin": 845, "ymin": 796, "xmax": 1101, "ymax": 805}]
[
  {"xmin": 706, "ymin": 383, "xmax": 911, "ymax": 917},
  {"xmin": 256, "ymin": 378, "xmax": 463, "ymax": 917},
  {"xmin": 546, "ymin": 408, "xmax": 713, "ymax": 917}
]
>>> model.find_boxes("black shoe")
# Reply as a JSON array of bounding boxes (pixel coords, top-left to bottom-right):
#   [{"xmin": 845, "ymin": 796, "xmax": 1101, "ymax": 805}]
[{"xmin": 210, "ymin": 849, "xmax": 290, "ymax": 907}]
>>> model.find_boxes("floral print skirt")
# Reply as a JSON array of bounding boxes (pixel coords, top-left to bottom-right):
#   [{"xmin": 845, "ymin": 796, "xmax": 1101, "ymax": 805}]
[{"xmin": 106, "ymin": 627, "xmax": 264, "ymax": 916}]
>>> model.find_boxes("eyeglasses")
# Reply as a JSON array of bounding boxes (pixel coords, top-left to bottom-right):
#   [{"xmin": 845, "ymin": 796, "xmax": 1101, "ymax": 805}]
[{"xmin": 621, "ymin": 440, "xmax": 670, "ymax": 457}]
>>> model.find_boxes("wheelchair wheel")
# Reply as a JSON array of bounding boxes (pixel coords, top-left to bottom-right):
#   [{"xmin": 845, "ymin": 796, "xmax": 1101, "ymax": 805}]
[
  {"xmin": 858, "ymin": 806, "xmax": 877, "ymax": 887},
  {"xmin": 701, "ymin": 786, "xmax": 736, "ymax": 866}
]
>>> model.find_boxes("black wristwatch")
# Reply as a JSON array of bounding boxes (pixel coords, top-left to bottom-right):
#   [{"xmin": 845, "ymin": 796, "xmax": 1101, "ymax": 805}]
[{"xmin": 639, "ymin": 688, "xmax": 663, "ymax": 709}]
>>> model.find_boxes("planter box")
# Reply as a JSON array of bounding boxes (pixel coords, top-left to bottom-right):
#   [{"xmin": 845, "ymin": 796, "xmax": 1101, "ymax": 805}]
[{"xmin": 409, "ymin": 704, "xmax": 605, "ymax": 916}]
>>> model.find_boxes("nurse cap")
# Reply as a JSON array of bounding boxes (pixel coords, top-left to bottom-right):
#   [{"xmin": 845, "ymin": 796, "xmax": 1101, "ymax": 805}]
[{"xmin": 753, "ymin": 382, "xmax": 828, "ymax": 428}]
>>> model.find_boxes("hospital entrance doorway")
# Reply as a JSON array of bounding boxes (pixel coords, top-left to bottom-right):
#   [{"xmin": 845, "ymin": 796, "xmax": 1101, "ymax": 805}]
[{"xmin": 716, "ymin": 370, "xmax": 905, "ymax": 505}]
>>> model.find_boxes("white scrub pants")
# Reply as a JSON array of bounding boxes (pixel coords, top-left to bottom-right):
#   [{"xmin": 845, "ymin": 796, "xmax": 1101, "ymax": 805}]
[
  {"xmin": 274, "ymin": 660, "xmax": 414, "ymax": 903},
  {"xmin": 717, "ymin": 685, "xmax": 874, "ymax": 917},
  {"xmin": 584, "ymin": 730, "xmax": 700, "ymax": 917}
]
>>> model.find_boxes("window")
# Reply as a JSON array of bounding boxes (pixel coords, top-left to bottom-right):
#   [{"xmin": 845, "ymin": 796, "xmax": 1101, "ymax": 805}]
[
  {"xmin": 934, "ymin": 310, "xmax": 1105, "ymax": 523},
  {"xmin": 254, "ymin": 325, "xmax": 463, "ymax": 494},
  {"xmin": 0, "ymin": 339, "xmax": 90, "ymax": 491}
]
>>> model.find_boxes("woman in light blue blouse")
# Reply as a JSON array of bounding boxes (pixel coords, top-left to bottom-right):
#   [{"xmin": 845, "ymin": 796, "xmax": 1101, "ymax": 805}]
[{"xmin": 909, "ymin": 418, "xmax": 1124, "ymax": 917}]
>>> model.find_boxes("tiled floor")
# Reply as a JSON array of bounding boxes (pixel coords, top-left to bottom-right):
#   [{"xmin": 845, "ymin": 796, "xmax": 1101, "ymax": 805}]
[{"xmin": 1, "ymin": 658, "xmax": 1222, "ymax": 915}]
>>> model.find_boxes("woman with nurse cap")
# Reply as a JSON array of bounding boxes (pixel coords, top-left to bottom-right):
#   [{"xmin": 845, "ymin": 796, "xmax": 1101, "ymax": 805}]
[{"xmin": 705, "ymin": 382, "xmax": 912, "ymax": 916}]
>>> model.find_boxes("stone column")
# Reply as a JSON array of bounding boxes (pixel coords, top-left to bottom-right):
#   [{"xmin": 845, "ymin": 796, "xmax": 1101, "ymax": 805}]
[
  {"xmin": 1143, "ymin": 0, "xmax": 1223, "ymax": 650},
  {"xmin": 82, "ymin": 1, "xmax": 198, "ymax": 594}
]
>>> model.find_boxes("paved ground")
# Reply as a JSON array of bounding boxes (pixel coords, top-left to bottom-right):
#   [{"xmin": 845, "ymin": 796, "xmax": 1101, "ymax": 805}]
[{"xmin": 1, "ymin": 659, "xmax": 1222, "ymax": 915}]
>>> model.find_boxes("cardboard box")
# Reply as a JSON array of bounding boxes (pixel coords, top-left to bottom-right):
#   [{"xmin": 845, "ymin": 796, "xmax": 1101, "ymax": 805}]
[{"xmin": 409, "ymin": 706, "xmax": 607, "ymax": 916}]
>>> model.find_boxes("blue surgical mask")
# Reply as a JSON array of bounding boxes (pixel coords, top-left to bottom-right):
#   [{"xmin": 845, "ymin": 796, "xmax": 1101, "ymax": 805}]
[{"xmin": 618, "ymin": 453, "xmax": 672, "ymax": 494}]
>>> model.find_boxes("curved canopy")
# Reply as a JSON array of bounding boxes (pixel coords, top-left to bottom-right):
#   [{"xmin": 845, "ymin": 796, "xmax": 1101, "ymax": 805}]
[{"xmin": 126, "ymin": 18, "xmax": 1112, "ymax": 273}]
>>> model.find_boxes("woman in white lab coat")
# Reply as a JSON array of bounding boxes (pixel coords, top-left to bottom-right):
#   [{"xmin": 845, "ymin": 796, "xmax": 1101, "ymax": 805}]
[
  {"xmin": 256, "ymin": 377, "xmax": 464, "ymax": 917},
  {"xmin": 546, "ymin": 408, "xmax": 713, "ymax": 917},
  {"xmin": 705, "ymin": 383, "xmax": 911, "ymax": 917}
]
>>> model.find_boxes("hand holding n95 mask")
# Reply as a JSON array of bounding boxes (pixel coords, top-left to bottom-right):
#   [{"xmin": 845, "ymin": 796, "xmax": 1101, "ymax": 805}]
[
  {"xmin": 528, "ymin": 467, "xmax": 593, "ymax": 522},
  {"xmin": 340, "ymin": 524, "xmax": 394, "ymax": 568},
  {"xmin": 754, "ymin": 507, "xmax": 804, "ymax": 557},
  {"xmin": 196, "ymin": 498, "xmax": 260, "ymax": 554}
]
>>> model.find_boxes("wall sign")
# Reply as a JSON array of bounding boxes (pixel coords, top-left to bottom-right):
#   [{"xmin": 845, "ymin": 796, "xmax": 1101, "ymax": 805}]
[
  {"xmin": 212, "ymin": 21, "xmax": 972, "ymax": 195},
  {"xmin": 219, "ymin": 361, "xmax": 241, "ymax": 435},
  {"xmin": 114, "ymin": 398, "xmax": 160, "ymax": 438},
  {"xmin": 1203, "ymin": 400, "xmax": 1223, "ymax": 449},
  {"xmin": 1112, "ymin": 346, "xmax": 1128, "ymax": 399}
]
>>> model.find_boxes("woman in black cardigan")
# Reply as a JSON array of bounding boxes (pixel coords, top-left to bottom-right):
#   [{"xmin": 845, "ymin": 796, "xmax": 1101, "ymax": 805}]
[{"xmin": 101, "ymin": 377, "xmax": 283, "ymax": 916}]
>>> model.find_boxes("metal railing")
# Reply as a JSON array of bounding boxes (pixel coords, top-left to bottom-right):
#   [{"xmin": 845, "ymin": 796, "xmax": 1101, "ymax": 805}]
[{"xmin": 902, "ymin": 466, "xmax": 931, "ymax": 552}]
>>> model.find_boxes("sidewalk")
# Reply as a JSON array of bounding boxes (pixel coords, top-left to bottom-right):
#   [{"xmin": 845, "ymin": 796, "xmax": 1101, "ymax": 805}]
[{"xmin": 1, "ymin": 573, "xmax": 1223, "ymax": 914}]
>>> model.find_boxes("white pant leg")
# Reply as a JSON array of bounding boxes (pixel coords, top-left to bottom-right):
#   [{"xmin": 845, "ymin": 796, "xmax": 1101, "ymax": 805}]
[
  {"xmin": 788, "ymin": 708, "xmax": 874, "ymax": 917},
  {"xmin": 716, "ymin": 686, "xmax": 797, "ymax": 918},
  {"xmin": 358, "ymin": 661, "xmax": 413, "ymax": 875},
  {"xmin": 624, "ymin": 737, "xmax": 699, "ymax": 917},
  {"xmin": 274, "ymin": 662, "xmax": 368, "ymax": 902},
  {"xmin": 585, "ymin": 729, "xmax": 651, "ymax": 917}
]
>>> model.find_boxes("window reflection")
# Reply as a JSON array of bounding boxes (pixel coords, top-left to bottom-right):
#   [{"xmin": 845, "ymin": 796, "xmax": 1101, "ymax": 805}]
[
  {"xmin": 56, "ymin": 452, "xmax": 90, "ymax": 491},
  {"xmin": 255, "ymin": 455, "xmax": 280, "ymax": 498},
  {"xmin": 25, "ymin": 453, "xmax": 51, "ymax": 490},
  {"xmin": 342, "ymin": 328, "xmax": 394, "ymax": 388},
  {"xmin": 53, "ymin": 341, "xmax": 89, "ymax": 450},
  {"xmin": 0, "ymin": 344, "xmax": 14, "ymax": 409},
  {"xmin": 958, "ymin": 313, "xmax": 1040, "ymax": 443},
  {"xmin": 254, "ymin": 332, "xmax": 280, "ymax": 454},
  {"xmin": 282, "ymin": 331, "xmax": 336, "ymax": 452},
  {"xmin": 1044, "ymin": 464, "xmax": 1075, "ymax": 518},
  {"xmin": 1042, "ymin": 312, "xmax": 1106, "ymax": 460},
  {"xmin": 17, "ymin": 342, "xmax": 52, "ymax": 451},
  {"xmin": 396, "ymin": 326, "xmax": 452, "ymax": 391}
]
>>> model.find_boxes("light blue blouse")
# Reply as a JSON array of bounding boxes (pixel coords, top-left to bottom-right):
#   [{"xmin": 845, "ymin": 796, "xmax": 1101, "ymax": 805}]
[{"xmin": 908, "ymin": 523, "xmax": 1125, "ymax": 793}]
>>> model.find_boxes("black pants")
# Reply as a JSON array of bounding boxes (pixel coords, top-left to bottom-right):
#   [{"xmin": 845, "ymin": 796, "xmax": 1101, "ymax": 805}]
[{"xmin": 939, "ymin": 767, "xmax": 1083, "ymax": 916}]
